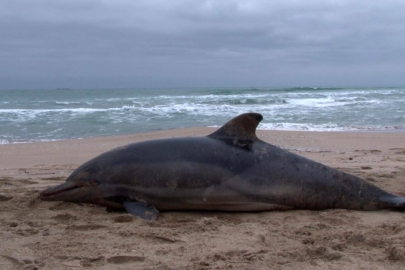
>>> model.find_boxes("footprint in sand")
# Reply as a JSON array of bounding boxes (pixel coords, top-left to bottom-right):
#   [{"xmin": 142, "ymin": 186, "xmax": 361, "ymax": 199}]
[
  {"xmin": 388, "ymin": 245, "xmax": 405, "ymax": 261},
  {"xmin": 0, "ymin": 177, "xmax": 14, "ymax": 187},
  {"xmin": 51, "ymin": 213, "xmax": 77, "ymax": 221},
  {"xmin": 0, "ymin": 195, "xmax": 13, "ymax": 201},
  {"xmin": 365, "ymin": 177, "xmax": 377, "ymax": 182},
  {"xmin": 106, "ymin": 255, "xmax": 145, "ymax": 264},
  {"xmin": 66, "ymin": 224, "xmax": 107, "ymax": 231},
  {"xmin": 389, "ymin": 148, "xmax": 405, "ymax": 155},
  {"xmin": 80, "ymin": 256, "xmax": 106, "ymax": 267},
  {"xmin": 113, "ymin": 215, "xmax": 134, "ymax": 223},
  {"xmin": 43, "ymin": 176, "xmax": 65, "ymax": 181},
  {"xmin": 0, "ymin": 255, "xmax": 45, "ymax": 270}
]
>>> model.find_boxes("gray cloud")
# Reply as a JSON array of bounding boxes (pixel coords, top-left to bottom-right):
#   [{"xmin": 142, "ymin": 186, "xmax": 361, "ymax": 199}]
[{"xmin": 1, "ymin": 0, "xmax": 404, "ymax": 88}]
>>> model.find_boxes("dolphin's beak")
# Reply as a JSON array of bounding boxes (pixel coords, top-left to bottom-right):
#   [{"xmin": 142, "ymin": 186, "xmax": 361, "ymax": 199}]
[
  {"xmin": 41, "ymin": 181, "xmax": 80, "ymax": 197},
  {"xmin": 40, "ymin": 180, "xmax": 123, "ymax": 209},
  {"xmin": 40, "ymin": 181, "xmax": 92, "ymax": 202}
]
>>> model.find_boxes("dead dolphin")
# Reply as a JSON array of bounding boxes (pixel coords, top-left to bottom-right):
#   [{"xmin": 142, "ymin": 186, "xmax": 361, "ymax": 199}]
[{"xmin": 41, "ymin": 113, "xmax": 405, "ymax": 220}]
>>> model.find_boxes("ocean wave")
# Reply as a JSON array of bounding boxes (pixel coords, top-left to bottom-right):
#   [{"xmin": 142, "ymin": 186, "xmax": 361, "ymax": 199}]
[
  {"xmin": 286, "ymin": 87, "xmax": 345, "ymax": 91},
  {"xmin": 202, "ymin": 97, "xmax": 288, "ymax": 105},
  {"xmin": 55, "ymin": 101, "xmax": 92, "ymax": 105},
  {"xmin": 288, "ymin": 96, "xmax": 355, "ymax": 108},
  {"xmin": 0, "ymin": 139, "xmax": 10, "ymax": 144},
  {"xmin": 207, "ymin": 89, "xmax": 235, "ymax": 95},
  {"xmin": 1, "ymin": 87, "xmax": 404, "ymax": 142},
  {"xmin": 0, "ymin": 138, "xmax": 60, "ymax": 144},
  {"xmin": 0, "ymin": 108, "xmax": 105, "ymax": 113},
  {"xmin": 258, "ymin": 123, "xmax": 405, "ymax": 132}
]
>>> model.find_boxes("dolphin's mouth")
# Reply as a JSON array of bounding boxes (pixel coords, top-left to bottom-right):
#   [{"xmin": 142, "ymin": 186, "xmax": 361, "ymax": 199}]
[
  {"xmin": 40, "ymin": 181, "xmax": 124, "ymax": 209},
  {"xmin": 40, "ymin": 181, "xmax": 83, "ymax": 200}
]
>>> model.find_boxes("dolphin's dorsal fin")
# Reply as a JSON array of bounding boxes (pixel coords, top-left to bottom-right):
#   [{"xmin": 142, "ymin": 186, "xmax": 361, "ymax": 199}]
[{"xmin": 208, "ymin": 113, "xmax": 263, "ymax": 140}]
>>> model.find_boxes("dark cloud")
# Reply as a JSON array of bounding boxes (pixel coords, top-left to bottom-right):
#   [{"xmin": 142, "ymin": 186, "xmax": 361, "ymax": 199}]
[{"xmin": 1, "ymin": 0, "xmax": 404, "ymax": 88}]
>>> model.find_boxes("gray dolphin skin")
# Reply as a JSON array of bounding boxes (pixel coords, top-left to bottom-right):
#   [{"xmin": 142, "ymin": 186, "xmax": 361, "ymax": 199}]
[{"xmin": 40, "ymin": 113, "xmax": 405, "ymax": 220}]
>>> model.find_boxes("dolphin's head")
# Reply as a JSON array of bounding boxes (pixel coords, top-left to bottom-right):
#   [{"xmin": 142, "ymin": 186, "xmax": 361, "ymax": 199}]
[{"xmin": 40, "ymin": 158, "xmax": 122, "ymax": 208}]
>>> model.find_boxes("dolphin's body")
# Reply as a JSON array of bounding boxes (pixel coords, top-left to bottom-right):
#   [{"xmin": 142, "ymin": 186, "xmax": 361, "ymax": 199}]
[{"xmin": 41, "ymin": 113, "xmax": 405, "ymax": 220}]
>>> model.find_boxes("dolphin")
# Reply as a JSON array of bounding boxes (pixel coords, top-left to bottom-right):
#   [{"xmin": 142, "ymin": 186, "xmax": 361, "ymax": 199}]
[{"xmin": 40, "ymin": 113, "xmax": 405, "ymax": 220}]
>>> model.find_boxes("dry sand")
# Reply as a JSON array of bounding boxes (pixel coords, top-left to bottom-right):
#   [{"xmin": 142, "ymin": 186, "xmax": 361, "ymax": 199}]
[{"xmin": 1, "ymin": 128, "xmax": 405, "ymax": 269}]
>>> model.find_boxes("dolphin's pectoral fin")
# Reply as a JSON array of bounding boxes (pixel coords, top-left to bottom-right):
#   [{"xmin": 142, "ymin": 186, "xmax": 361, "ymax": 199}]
[{"xmin": 123, "ymin": 201, "xmax": 159, "ymax": 220}]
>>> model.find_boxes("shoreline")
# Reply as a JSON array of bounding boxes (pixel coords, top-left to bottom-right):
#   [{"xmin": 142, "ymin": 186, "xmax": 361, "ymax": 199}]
[
  {"xmin": 2, "ymin": 126, "xmax": 405, "ymax": 146},
  {"xmin": 1, "ymin": 128, "xmax": 405, "ymax": 269}
]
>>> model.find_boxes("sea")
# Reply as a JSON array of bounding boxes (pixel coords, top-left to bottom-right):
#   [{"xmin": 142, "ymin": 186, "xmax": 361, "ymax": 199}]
[{"xmin": 0, "ymin": 87, "xmax": 404, "ymax": 144}]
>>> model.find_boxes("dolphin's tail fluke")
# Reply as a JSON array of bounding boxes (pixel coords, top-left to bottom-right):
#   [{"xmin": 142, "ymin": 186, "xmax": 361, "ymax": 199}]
[{"xmin": 380, "ymin": 196, "xmax": 405, "ymax": 210}]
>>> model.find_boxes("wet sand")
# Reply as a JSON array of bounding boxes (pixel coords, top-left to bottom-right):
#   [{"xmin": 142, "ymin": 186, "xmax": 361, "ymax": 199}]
[{"xmin": 1, "ymin": 128, "xmax": 405, "ymax": 269}]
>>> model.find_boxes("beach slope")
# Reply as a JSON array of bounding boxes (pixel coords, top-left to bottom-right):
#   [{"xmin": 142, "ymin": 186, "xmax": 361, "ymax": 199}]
[{"xmin": 1, "ymin": 129, "xmax": 405, "ymax": 269}]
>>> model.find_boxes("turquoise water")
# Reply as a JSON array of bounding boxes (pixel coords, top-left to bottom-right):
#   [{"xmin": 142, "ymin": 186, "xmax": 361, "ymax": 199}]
[{"xmin": 0, "ymin": 87, "xmax": 404, "ymax": 144}]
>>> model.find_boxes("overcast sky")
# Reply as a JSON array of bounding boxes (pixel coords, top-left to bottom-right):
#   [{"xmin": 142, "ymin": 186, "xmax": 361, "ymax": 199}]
[{"xmin": 1, "ymin": 0, "xmax": 404, "ymax": 89}]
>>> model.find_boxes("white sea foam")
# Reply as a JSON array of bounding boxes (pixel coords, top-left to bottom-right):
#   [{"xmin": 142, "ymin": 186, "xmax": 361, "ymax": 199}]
[
  {"xmin": 248, "ymin": 123, "xmax": 403, "ymax": 132},
  {"xmin": 55, "ymin": 101, "xmax": 91, "ymax": 105},
  {"xmin": 288, "ymin": 96, "xmax": 353, "ymax": 108},
  {"xmin": 0, "ymin": 139, "xmax": 10, "ymax": 144},
  {"xmin": 0, "ymin": 108, "xmax": 105, "ymax": 113}
]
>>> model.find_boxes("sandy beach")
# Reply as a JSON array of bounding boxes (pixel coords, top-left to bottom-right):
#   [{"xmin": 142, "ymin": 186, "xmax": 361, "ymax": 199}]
[{"xmin": 1, "ymin": 128, "xmax": 404, "ymax": 269}]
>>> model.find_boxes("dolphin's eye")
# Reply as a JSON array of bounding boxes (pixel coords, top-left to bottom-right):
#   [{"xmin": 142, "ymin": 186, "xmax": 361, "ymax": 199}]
[{"xmin": 90, "ymin": 179, "xmax": 99, "ymax": 186}]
